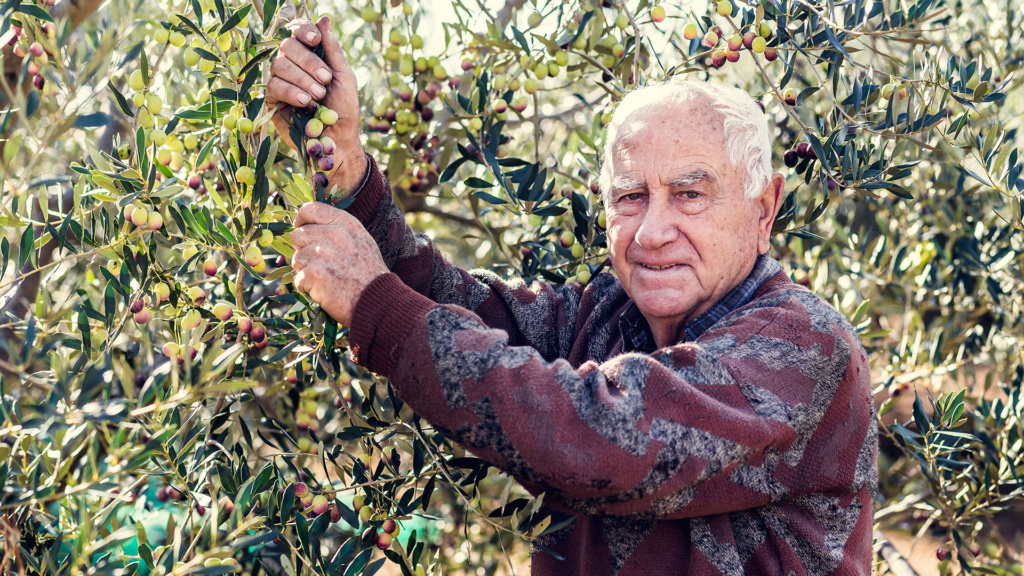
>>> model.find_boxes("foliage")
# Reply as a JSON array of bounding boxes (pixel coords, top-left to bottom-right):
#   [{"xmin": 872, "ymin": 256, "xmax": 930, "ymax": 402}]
[{"xmin": 0, "ymin": 0, "xmax": 1022, "ymax": 574}]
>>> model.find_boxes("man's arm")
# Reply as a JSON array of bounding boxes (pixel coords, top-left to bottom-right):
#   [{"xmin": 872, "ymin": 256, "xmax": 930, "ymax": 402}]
[
  {"xmin": 349, "ymin": 277, "xmax": 876, "ymax": 518},
  {"xmin": 337, "ymin": 157, "xmax": 585, "ymax": 360},
  {"xmin": 269, "ymin": 18, "xmax": 586, "ymax": 359}
]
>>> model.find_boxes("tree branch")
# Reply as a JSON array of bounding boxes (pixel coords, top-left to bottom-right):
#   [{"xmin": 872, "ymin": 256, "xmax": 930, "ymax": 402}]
[
  {"xmin": 392, "ymin": 184, "xmax": 488, "ymax": 232},
  {"xmin": 417, "ymin": 205, "xmax": 488, "ymax": 232},
  {"xmin": 875, "ymin": 530, "xmax": 921, "ymax": 576}
]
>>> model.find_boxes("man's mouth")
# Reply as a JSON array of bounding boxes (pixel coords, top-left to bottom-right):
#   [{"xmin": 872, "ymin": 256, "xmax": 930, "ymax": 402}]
[{"xmin": 639, "ymin": 263, "xmax": 682, "ymax": 270}]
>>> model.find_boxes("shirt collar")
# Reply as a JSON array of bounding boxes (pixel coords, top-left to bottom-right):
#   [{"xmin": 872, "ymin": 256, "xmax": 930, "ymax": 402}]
[{"xmin": 618, "ymin": 255, "xmax": 782, "ymax": 353}]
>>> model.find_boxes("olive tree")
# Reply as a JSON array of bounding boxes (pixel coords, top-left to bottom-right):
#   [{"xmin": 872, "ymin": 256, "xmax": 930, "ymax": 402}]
[{"xmin": 0, "ymin": 0, "xmax": 1022, "ymax": 574}]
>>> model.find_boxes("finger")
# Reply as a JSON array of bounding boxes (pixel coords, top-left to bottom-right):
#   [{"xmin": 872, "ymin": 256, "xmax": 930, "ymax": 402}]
[
  {"xmin": 281, "ymin": 37, "xmax": 334, "ymax": 86},
  {"xmin": 291, "ymin": 241, "xmax": 329, "ymax": 270},
  {"xmin": 315, "ymin": 16, "xmax": 350, "ymax": 74},
  {"xmin": 285, "ymin": 19, "xmax": 322, "ymax": 46},
  {"xmin": 291, "ymin": 224, "xmax": 326, "ymax": 250},
  {"xmin": 266, "ymin": 77, "xmax": 312, "ymax": 108},
  {"xmin": 271, "ymin": 56, "xmax": 327, "ymax": 101},
  {"xmin": 293, "ymin": 268, "xmax": 310, "ymax": 296},
  {"xmin": 291, "ymin": 248, "xmax": 307, "ymax": 273},
  {"xmin": 290, "ymin": 224, "xmax": 335, "ymax": 250},
  {"xmin": 294, "ymin": 201, "xmax": 353, "ymax": 228},
  {"xmin": 294, "ymin": 264, "xmax": 326, "ymax": 303}
]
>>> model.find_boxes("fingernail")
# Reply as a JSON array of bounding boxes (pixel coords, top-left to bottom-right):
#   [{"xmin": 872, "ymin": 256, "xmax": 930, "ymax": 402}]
[
  {"xmin": 306, "ymin": 31, "xmax": 318, "ymax": 42},
  {"xmin": 311, "ymin": 84, "xmax": 326, "ymax": 98},
  {"xmin": 297, "ymin": 92, "xmax": 311, "ymax": 104},
  {"xmin": 316, "ymin": 69, "xmax": 333, "ymax": 83}
]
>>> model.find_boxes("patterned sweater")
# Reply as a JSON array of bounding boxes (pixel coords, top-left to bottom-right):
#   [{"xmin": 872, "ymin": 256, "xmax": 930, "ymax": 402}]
[{"xmin": 344, "ymin": 158, "xmax": 878, "ymax": 575}]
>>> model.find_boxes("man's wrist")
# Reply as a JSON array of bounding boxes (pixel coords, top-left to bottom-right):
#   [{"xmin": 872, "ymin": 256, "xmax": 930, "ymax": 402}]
[{"xmin": 326, "ymin": 145, "xmax": 369, "ymax": 199}]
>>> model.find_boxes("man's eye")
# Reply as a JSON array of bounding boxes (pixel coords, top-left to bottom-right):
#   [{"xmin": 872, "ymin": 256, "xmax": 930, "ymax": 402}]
[
  {"xmin": 681, "ymin": 191, "xmax": 701, "ymax": 200},
  {"xmin": 623, "ymin": 193, "xmax": 644, "ymax": 201}
]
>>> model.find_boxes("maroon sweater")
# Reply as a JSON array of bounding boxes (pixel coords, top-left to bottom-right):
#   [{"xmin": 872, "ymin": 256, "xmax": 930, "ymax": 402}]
[{"xmin": 345, "ymin": 158, "xmax": 878, "ymax": 575}]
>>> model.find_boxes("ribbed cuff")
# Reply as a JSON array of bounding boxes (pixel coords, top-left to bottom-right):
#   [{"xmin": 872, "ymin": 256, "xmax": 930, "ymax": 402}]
[
  {"xmin": 345, "ymin": 154, "xmax": 386, "ymax": 225},
  {"xmin": 349, "ymin": 272, "xmax": 438, "ymax": 377}
]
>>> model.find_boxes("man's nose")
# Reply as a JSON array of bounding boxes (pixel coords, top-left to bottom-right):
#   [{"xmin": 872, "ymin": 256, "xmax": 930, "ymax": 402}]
[{"xmin": 634, "ymin": 197, "xmax": 680, "ymax": 251}]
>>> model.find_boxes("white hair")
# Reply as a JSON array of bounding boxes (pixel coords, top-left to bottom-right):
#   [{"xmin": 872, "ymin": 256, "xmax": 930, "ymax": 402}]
[{"xmin": 598, "ymin": 80, "xmax": 773, "ymax": 202}]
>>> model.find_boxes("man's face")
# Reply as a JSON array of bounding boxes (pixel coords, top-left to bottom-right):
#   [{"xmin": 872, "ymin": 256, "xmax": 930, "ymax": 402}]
[{"xmin": 605, "ymin": 102, "xmax": 778, "ymax": 336}]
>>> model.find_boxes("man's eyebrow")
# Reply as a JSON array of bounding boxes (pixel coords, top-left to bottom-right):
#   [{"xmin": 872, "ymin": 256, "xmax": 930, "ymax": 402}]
[
  {"xmin": 610, "ymin": 175, "xmax": 646, "ymax": 192},
  {"xmin": 666, "ymin": 169, "xmax": 716, "ymax": 188}
]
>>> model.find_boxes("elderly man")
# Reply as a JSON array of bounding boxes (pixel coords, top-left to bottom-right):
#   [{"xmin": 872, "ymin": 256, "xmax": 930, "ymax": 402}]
[{"xmin": 267, "ymin": 17, "xmax": 877, "ymax": 576}]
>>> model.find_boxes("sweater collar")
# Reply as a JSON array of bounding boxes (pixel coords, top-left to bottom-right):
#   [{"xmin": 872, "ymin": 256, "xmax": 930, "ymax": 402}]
[{"xmin": 618, "ymin": 255, "xmax": 782, "ymax": 353}]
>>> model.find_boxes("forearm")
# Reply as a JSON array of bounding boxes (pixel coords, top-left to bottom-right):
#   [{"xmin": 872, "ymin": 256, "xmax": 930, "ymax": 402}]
[{"xmin": 341, "ymin": 160, "xmax": 586, "ymax": 356}]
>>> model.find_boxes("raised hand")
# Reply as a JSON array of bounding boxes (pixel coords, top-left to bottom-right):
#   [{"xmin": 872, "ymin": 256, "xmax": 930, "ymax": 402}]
[{"xmin": 266, "ymin": 16, "xmax": 367, "ymax": 195}]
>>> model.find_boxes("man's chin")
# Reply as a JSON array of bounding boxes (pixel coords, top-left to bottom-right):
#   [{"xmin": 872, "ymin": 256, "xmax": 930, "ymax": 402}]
[{"xmin": 632, "ymin": 291, "xmax": 697, "ymax": 322}]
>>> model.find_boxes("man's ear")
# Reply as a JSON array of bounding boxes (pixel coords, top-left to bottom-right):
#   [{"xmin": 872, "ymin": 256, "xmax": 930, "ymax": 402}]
[{"xmin": 756, "ymin": 173, "xmax": 786, "ymax": 255}]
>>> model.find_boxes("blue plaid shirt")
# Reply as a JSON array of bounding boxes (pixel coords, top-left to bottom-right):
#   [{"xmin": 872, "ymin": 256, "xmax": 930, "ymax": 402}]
[{"xmin": 618, "ymin": 255, "xmax": 783, "ymax": 353}]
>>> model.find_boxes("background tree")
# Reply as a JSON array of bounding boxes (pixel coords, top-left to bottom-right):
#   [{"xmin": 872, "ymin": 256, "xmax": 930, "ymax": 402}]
[{"xmin": 0, "ymin": 0, "xmax": 1022, "ymax": 575}]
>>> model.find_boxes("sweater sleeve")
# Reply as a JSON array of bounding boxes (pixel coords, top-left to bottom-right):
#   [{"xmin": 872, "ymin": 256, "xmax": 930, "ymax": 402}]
[
  {"xmin": 344, "ymin": 156, "xmax": 584, "ymax": 361},
  {"xmin": 348, "ymin": 276, "xmax": 876, "ymax": 519}
]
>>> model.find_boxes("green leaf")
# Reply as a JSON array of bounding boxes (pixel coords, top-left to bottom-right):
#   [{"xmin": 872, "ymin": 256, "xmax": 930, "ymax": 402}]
[
  {"xmin": 18, "ymin": 225, "xmax": 34, "ymax": 269},
  {"xmin": 194, "ymin": 47, "xmax": 222, "ymax": 63},
  {"xmin": 228, "ymin": 530, "xmax": 278, "ymax": 549},
  {"xmin": 140, "ymin": 46, "xmax": 150, "ymax": 86},
  {"xmin": 137, "ymin": 127, "xmax": 148, "ymax": 180},
  {"xmin": 465, "ymin": 177, "xmax": 494, "ymax": 188},
  {"xmin": 252, "ymin": 462, "xmax": 275, "ymax": 494},
  {"xmin": 309, "ymin": 511, "xmax": 329, "ymax": 539},
  {"xmin": 239, "ymin": 47, "xmax": 276, "ymax": 79},
  {"xmin": 335, "ymin": 500, "xmax": 359, "ymax": 529},
  {"xmin": 138, "ymin": 543, "xmax": 155, "ymax": 569},
  {"xmin": 219, "ymin": 5, "xmax": 252, "ymax": 35},
  {"xmin": 421, "ymin": 476, "xmax": 435, "ymax": 510},
  {"xmin": 509, "ymin": 25, "xmax": 530, "ymax": 53},
  {"xmin": 439, "ymin": 157, "xmax": 468, "ymax": 183},
  {"xmin": 343, "ymin": 548, "xmax": 373, "ymax": 576},
  {"xmin": 946, "ymin": 389, "xmax": 966, "ymax": 427},
  {"xmin": 74, "ymin": 112, "xmax": 113, "ymax": 129},
  {"xmin": 108, "ymin": 81, "xmax": 134, "ymax": 118},
  {"xmin": 823, "ymin": 26, "xmax": 852, "ymax": 62},
  {"xmin": 1, "ymin": 237, "xmax": 8, "ymax": 278},
  {"xmin": 175, "ymin": 14, "xmax": 206, "ymax": 39},
  {"xmin": 262, "ymin": 0, "xmax": 279, "ymax": 32},
  {"xmin": 104, "ymin": 285, "xmax": 115, "ymax": 328},
  {"xmin": 295, "ymin": 513, "xmax": 309, "ymax": 555},
  {"xmin": 361, "ymin": 558, "xmax": 387, "ymax": 576},
  {"xmin": 15, "ymin": 4, "xmax": 53, "ymax": 22},
  {"xmin": 471, "ymin": 191, "xmax": 507, "ymax": 205},
  {"xmin": 912, "ymin": 392, "xmax": 930, "ymax": 435},
  {"xmin": 255, "ymin": 136, "xmax": 271, "ymax": 168},
  {"xmin": 27, "ymin": 174, "xmax": 70, "ymax": 189},
  {"xmin": 336, "ymin": 426, "xmax": 374, "ymax": 441},
  {"xmin": 537, "ymin": 514, "xmax": 576, "ymax": 536},
  {"xmin": 195, "ymin": 136, "xmax": 216, "ymax": 169},
  {"xmin": 217, "ymin": 464, "xmax": 238, "ymax": 494},
  {"xmin": 383, "ymin": 550, "xmax": 413, "ymax": 576}
]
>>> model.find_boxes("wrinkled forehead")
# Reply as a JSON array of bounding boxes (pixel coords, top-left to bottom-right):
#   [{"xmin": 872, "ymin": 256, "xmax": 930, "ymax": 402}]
[
  {"xmin": 611, "ymin": 100, "xmax": 728, "ymax": 161},
  {"xmin": 606, "ymin": 100, "xmax": 729, "ymax": 170}
]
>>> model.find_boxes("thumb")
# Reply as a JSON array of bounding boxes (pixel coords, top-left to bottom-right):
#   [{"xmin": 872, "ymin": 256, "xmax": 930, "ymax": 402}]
[{"xmin": 315, "ymin": 16, "xmax": 350, "ymax": 73}]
